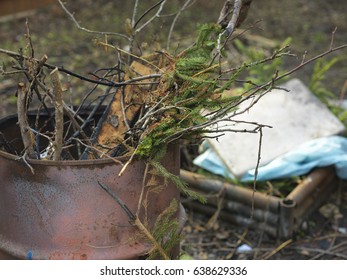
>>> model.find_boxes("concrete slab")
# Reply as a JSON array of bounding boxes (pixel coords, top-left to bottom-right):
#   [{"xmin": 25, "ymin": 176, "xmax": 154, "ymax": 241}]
[{"xmin": 206, "ymin": 79, "xmax": 346, "ymax": 177}]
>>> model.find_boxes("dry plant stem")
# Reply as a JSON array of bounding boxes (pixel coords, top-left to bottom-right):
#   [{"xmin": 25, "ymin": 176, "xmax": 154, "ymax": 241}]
[
  {"xmin": 97, "ymin": 42, "xmax": 164, "ymax": 73},
  {"xmin": 339, "ymin": 79, "xmax": 347, "ymax": 100},
  {"xmin": 36, "ymin": 54, "xmax": 48, "ymax": 76},
  {"xmin": 0, "ymin": 47, "xmax": 162, "ymax": 87},
  {"xmin": 57, "ymin": 0, "xmax": 129, "ymax": 40},
  {"xmin": 171, "ymin": 40, "xmax": 347, "ymax": 143},
  {"xmin": 133, "ymin": 217, "xmax": 170, "ymax": 260},
  {"xmin": 26, "ymin": 72, "xmax": 95, "ymax": 148},
  {"xmin": 16, "ymin": 151, "xmax": 35, "ymax": 174},
  {"xmin": 127, "ymin": 0, "xmax": 139, "ymax": 58},
  {"xmin": 17, "ymin": 83, "xmax": 35, "ymax": 158},
  {"xmin": 50, "ymin": 68, "xmax": 64, "ymax": 161},
  {"xmin": 71, "ymin": 138, "xmax": 123, "ymax": 165},
  {"xmin": 0, "ymin": 48, "xmax": 115, "ymax": 86},
  {"xmin": 97, "ymin": 181, "xmax": 135, "ymax": 220},
  {"xmin": 134, "ymin": 0, "xmax": 167, "ymax": 34},
  {"xmin": 132, "ymin": 0, "xmax": 140, "ymax": 28},
  {"xmin": 251, "ymin": 127, "xmax": 263, "ymax": 219},
  {"xmin": 217, "ymin": 38, "xmax": 343, "ymax": 124},
  {"xmin": 166, "ymin": 0, "xmax": 193, "ymax": 49},
  {"xmin": 24, "ymin": 21, "xmax": 52, "ymax": 117},
  {"xmin": 215, "ymin": 0, "xmax": 250, "ymax": 50},
  {"xmin": 206, "ymin": 187, "xmax": 226, "ymax": 229},
  {"xmin": 218, "ymin": 0, "xmax": 232, "ymax": 26},
  {"xmin": 226, "ymin": 0, "xmax": 242, "ymax": 36},
  {"xmin": 227, "ymin": 229, "xmax": 249, "ymax": 259},
  {"xmin": 97, "ymin": 181, "xmax": 170, "ymax": 260},
  {"xmin": 25, "ymin": 19, "xmax": 34, "ymax": 58},
  {"xmin": 275, "ymin": 37, "xmax": 347, "ymax": 82},
  {"xmin": 120, "ymin": 87, "xmax": 131, "ymax": 131},
  {"xmin": 262, "ymin": 239, "xmax": 293, "ymax": 260},
  {"xmin": 75, "ymin": 67, "xmax": 116, "ymax": 114},
  {"xmin": 310, "ymin": 234, "xmax": 337, "ymax": 260},
  {"xmin": 222, "ymin": 45, "xmax": 293, "ymax": 74},
  {"xmin": 33, "ymin": 77, "xmax": 90, "ymax": 146},
  {"xmin": 129, "ymin": 0, "xmax": 167, "ymax": 61},
  {"xmin": 137, "ymin": 163, "xmax": 150, "ymax": 216},
  {"xmin": 118, "ymin": 145, "xmax": 139, "ymax": 177},
  {"xmin": 133, "ymin": 0, "xmax": 166, "ymax": 30},
  {"xmin": 291, "ymin": 246, "xmax": 347, "ymax": 259}
]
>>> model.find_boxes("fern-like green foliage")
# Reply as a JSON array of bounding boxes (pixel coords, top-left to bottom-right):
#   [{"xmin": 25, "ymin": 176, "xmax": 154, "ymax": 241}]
[
  {"xmin": 134, "ymin": 24, "xmax": 257, "ymax": 205},
  {"xmin": 137, "ymin": 23, "xmax": 254, "ymax": 153},
  {"xmin": 136, "ymin": 23, "xmax": 225, "ymax": 159},
  {"xmin": 149, "ymin": 160, "xmax": 206, "ymax": 203},
  {"xmin": 147, "ymin": 199, "xmax": 181, "ymax": 260},
  {"xmin": 309, "ymin": 57, "xmax": 346, "ymax": 127},
  {"xmin": 176, "ymin": 23, "xmax": 221, "ymax": 74},
  {"xmin": 309, "ymin": 57, "xmax": 339, "ymax": 102}
]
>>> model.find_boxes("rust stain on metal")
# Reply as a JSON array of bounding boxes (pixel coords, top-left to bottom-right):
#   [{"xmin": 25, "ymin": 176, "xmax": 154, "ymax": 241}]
[{"xmin": 0, "ymin": 114, "xmax": 181, "ymax": 259}]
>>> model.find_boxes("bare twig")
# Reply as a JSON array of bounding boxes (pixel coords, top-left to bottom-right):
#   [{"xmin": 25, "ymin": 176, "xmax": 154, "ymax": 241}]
[
  {"xmin": 217, "ymin": 0, "xmax": 232, "ymax": 27},
  {"xmin": 262, "ymin": 239, "xmax": 293, "ymax": 260},
  {"xmin": 132, "ymin": 0, "xmax": 140, "ymax": 29},
  {"xmin": 16, "ymin": 151, "xmax": 35, "ymax": 174},
  {"xmin": 98, "ymin": 181, "xmax": 136, "ymax": 220},
  {"xmin": 225, "ymin": 0, "xmax": 242, "ymax": 36},
  {"xmin": 120, "ymin": 87, "xmax": 131, "ymax": 132},
  {"xmin": 133, "ymin": 0, "xmax": 166, "ymax": 30},
  {"xmin": 0, "ymin": 47, "xmax": 113, "ymax": 86},
  {"xmin": 166, "ymin": 0, "xmax": 193, "ymax": 49},
  {"xmin": 251, "ymin": 126, "xmax": 263, "ymax": 219},
  {"xmin": 71, "ymin": 137, "xmax": 123, "ymax": 164},
  {"xmin": 26, "ymin": 73, "xmax": 91, "ymax": 146},
  {"xmin": 134, "ymin": 0, "xmax": 167, "ymax": 34},
  {"xmin": 25, "ymin": 19, "xmax": 34, "ymax": 59},
  {"xmin": 222, "ymin": 45, "xmax": 294, "ymax": 74},
  {"xmin": 57, "ymin": 0, "xmax": 129, "ymax": 40},
  {"xmin": 118, "ymin": 145, "xmax": 139, "ymax": 177},
  {"xmin": 16, "ymin": 82, "xmax": 35, "ymax": 158},
  {"xmin": 330, "ymin": 27, "xmax": 338, "ymax": 50},
  {"xmin": 159, "ymin": 37, "xmax": 347, "ymax": 145},
  {"xmin": 275, "ymin": 43, "xmax": 347, "ymax": 82},
  {"xmin": 220, "ymin": 0, "xmax": 253, "ymax": 34},
  {"xmin": 50, "ymin": 68, "xmax": 64, "ymax": 161},
  {"xmin": 97, "ymin": 180, "xmax": 170, "ymax": 260},
  {"xmin": 75, "ymin": 66, "xmax": 118, "ymax": 114},
  {"xmin": 127, "ymin": 0, "xmax": 167, "ymax": 60},
  {"xmin": 137, "ymin": 162, "xmax": 150, "ymax": 216},
  {"xmin": 206, "ymin": 187, "xmax": 226, "ymax": 229},
  {"xmin": 35, "ymin": 54, "xmax": 48, "ymax": 76},
  {"xmin": 291, "ymin": 245, "xmax": 347, "ymax": 259},
  {"xmin": 0, "ymin": 47, "xmax": 162, "ymax": 87},
  {"xmin": 133, "ymin": 217, "xmax": 170, "ymax": 260},
  {"xmin": 310, "ymin": 234, "xmax": 337, "ymax": 260},
  {"xmin": 227, "ymin": 229, "xmax": 250, "ymax": 259}
]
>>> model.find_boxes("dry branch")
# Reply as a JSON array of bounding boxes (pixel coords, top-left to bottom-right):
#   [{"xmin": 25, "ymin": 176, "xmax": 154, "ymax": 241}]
[
  {"xmin": 166, "ymin": 0, "xmax": 193, "ymax": 49},
  {"xmin": 1, "ymin": 0, "xmax": 345, "ymax": 172},
  {"xmin": 134, "ymin": 0, "xmax": 167, "ymax": 34},
  {"xmin": 97, "ymin": 180, "xmax": 170, "ymax": 260},
  {"xmin": 90, "ymin": 52, "xmax": 171, "ymax": 159},
  {"xmin": 57, "ymin": 0, "xmax": 129, "ymax": 40},
  {"xmin": 16, "ymin": 82, "xmax": 35, "ymax": 158},
  {"xmin": 50, "ymin": 68, "xmax": 64, "ymax": 161}
]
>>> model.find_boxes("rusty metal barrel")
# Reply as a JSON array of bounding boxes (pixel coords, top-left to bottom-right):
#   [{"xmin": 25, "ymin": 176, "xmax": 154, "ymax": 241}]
[{"xmin": 0, "ymin": 112, "xmax": 181, "ymax": 259}]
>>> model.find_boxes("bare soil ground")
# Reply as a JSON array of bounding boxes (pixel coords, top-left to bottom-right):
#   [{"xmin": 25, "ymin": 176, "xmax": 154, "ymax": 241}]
[{"xmin": 0, "ymin": 0, "xmax": 346, "ymax": 260}]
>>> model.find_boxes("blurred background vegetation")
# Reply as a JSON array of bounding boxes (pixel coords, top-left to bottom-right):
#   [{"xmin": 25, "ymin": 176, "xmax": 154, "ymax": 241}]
[{"xmin": 0, "ymin": 0, "xmax": 346, "ymax": 117}]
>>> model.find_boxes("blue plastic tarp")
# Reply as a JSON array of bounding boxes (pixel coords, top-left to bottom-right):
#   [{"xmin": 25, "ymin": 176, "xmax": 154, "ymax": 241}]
[{"xmin": 193, "ymin": 136, "xmax": 347, "ymax": 182}]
